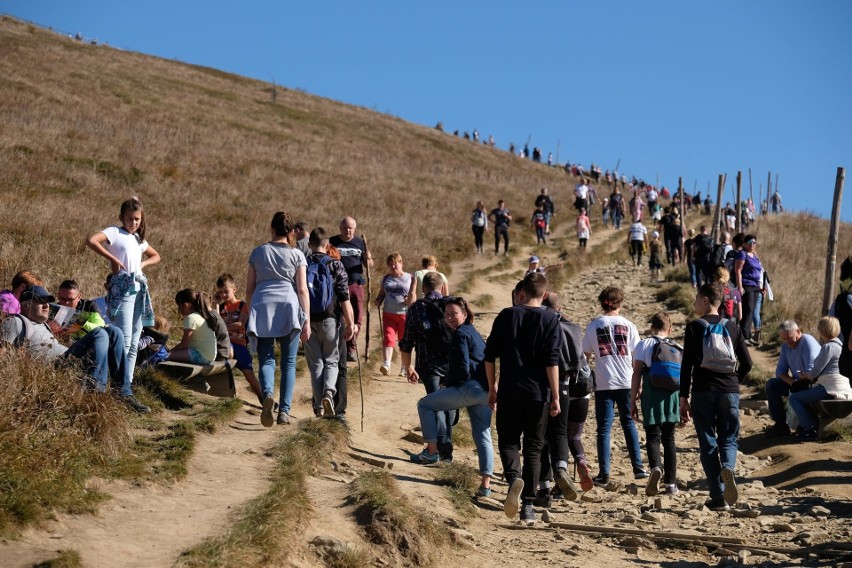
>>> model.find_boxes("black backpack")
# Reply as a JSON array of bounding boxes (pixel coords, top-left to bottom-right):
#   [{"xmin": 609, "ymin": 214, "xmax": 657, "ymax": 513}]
[
  {"xmin": 694, "ymin": 234, "xmax": 714, "ymax": 260},
  {"xmin": 420, "ymin": 297, "xmax": 453, "ymax": 360},
  {"xmin": 710, "ymin": 244, "xmax": 728, "ymax": 268}
]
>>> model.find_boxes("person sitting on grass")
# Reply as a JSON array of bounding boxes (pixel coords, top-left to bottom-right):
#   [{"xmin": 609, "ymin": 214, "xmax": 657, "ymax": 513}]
[
  {"xmin": 0, "ymin": 270, "xmax": 44, "ymax": 315},
  {"xmin": 789, "ymin": 316, "xmax": 852, "ymax": 442},
  {"xmin": 0, "ymin": 284, "xmax": 150, "ymax": 413},
  {"xmin": 51, "ymin": 279, "xmax": 106, "ymax": 340},
  {"xmin": 215, "ymin": 273, "xmax": 263, "ymax": 404},
  {"xmin": 166, "ymin": 288, "xmax": 219, "ymax": 365}
]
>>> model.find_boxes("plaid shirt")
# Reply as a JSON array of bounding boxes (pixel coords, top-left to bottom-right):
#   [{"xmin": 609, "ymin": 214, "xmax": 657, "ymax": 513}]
[{"xmin": 398, "ymin": 291, "xmax": 447, "ymax": 373}]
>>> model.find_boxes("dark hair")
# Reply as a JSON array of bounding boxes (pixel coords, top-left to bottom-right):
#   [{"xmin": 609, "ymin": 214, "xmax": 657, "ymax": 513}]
[
  {"xmin": 422, "ymin": 271, "xmax": 443, "ymax": 293},
  {"xmin": 295, "ymin": 220, "xmax": 309, "ymax": 232},
  {"xmin": 308, "ymin": 227, "xmax": 329, "ymax": 247},
  {"xmin": 119, "ymin": 196, "xmax": 146, "ymax": 242},
  {"xmin": 732, "ymin": 233, "xmax": 745, "ymax": 248},
  {"xmin": 59, "ymin": 279, "xmax": 80, "ymax": 292},
  {"xmin": 743, "ymin": 234, "xmax": 757, "ymax": 244},
  {"xmin": 175, "ymin": 288, "xmax": 218, "ymax": 331},
  {"xmin": 598, "ymin": 286, "xmax": 624, "ymax": 311},
  {"xmin": 445, "ymin": 296, "xmax": 474, "ymax": 325},
  {"xmin": 697, "ymin": 282, "xmax": 724, "ymax": 307},
  {"xmin": 841, "ymin": 256, "xmax": 852, "ymax": 281},
  {"xmin": 522, "ymin": 272, "xmax": 548, "ymax": 299},
  {"xmin": 11, "ymin": 270, "xmax": 43, "ymax": 290},
  {"xmin": 650, "ymin": 312, "xmax": 672, "ymax": 332},
  {"xmin": 270, "ymin": 211, "xmax": 294, "ymax": 238},
  {"xmin": 216, "ymin": 273, "xmax": 235, "ymax": 289}
]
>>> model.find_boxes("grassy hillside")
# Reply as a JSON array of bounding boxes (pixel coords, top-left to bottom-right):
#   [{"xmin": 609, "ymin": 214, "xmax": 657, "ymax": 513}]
[{"xmin": 0, "ymin": 16, "xmax": 572, "ymax": 307}]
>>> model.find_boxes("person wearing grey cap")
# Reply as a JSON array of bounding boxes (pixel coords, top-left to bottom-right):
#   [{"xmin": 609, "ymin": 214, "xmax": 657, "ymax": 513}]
[{"xmin": 1, "ymin": 284, "xmax": 150, "ymax": 413}]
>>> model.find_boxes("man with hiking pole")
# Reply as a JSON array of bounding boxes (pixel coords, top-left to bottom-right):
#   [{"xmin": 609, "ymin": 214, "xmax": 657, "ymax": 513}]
[{"xmin": 330, "ymin": 217, "xmax": 373, "ymax": 362}]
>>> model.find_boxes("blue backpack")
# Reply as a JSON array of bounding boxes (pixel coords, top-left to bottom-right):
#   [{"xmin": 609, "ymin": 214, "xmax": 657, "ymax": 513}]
[
  {"xmin": 648, "ymin": 337, "xmax": 683, "ymax": 391},
  {"xmin": 306, "ymin": 255, "xmax": 336, "ymax": 316}
]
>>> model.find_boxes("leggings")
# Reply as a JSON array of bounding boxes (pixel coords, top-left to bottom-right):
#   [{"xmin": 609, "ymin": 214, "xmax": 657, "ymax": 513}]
[
  {"xmin": 472, "ymin": 225, "xmax": 485, "ymax": 251},
  {"xmin": 645, "ymin": 423, "xmax": 677, "ymax": 484}
]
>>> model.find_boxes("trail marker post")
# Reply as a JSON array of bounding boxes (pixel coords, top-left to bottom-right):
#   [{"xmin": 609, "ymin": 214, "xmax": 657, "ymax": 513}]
[
  {"xmin": 822, "ymin": 167, "xmax": 846, "ymax": 315},
  {"xmin": 712, "ymin": 174, "xmax": 726, "ymax": 242},
  {"xmin": 736, "ymin": 171, "xmax": 742, "ymax": 233}
]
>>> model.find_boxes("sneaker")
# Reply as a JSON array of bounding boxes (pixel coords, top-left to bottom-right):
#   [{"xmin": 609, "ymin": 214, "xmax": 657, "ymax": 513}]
[
  {"xmin": 705, "ymin": 497, "xmax": 730, "ymax": 512},
  {"xmin": 321, "ymin": 390, "xmax": 335, "ymax": 417},
  {"xmin": 410, "ymin": 449, "xmax": 439, "ymax": 465},
  {"xmin": 555, "ymin": 468, "xmax": 579, "ymax": 501},
  {"xmin": 765, "ymin": 422, "xmax": 791, "ymax": 437},
  {"xmin": 398, "ymin": 368, "xmax": 407, "ymax": 378},
  {"xmin": 663, "ymin": 483, "xmax": 679, "ymax": 495},
  {"xmin": 592, "ymin": 474, "xmax": 609, "ymax": 488},
  {"xmin": 634, "ymin": 468, "xmax": 650, "ymax": 480},
  {"xmin": 346, "ymin": 352, "xmax": 357, "ymax": 363},
  {"xmin": 260, "ymin": 395, "xmax": 275, "ymax": 428},
  {"xmin": 122, "ymin": 395, "xmax": 151, "ymax": 414},
  {"xmin": 475, "ymin": 486, "xmax": 492, "ymax": 498},
  {"xmin": 645, "ymin": 467, "xmax": 662, "ymax": 497},
  {"xmin": 793, "ymin": 428, "xmax": 818, "ymax": 442},
  {"xmin": 276, "ymin": 410, "xmax": 290, "ymax": 425},
  {"xmin": 721, "ymin": 468, "xmax": 738, "ymax": 506},
  {"xmin": 504, "ymin": 478, "xmax": 524, "ymax": 519},
  {"xmin": 380, "ymin": 363, "xmax": 390, "ymax": 376},
  {"xmin": 577, "ymin": 462, "xmax": 594, "ymax": 492},
  {"xmin": 520, "ymin": 500, "xmax": 536, "ymax": 525},
  {"xmin": 533, "ymin": 488, "xmax": 552, "ymax": 508}
]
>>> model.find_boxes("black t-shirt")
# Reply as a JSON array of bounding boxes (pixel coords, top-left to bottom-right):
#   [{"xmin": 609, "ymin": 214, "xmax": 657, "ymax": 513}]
[
  {"xmin": 491, "ymin": 207, "xmax": 511, "ymax": 227},
  {"xmin": 329, "ymin": 235, "xmax": 366, "ymax": 283},
  {"xmin": 680, "ymin": 314, "xmax": 752, "ymax": 397},
  {"xmin": 484, "ymin": 305, "xmax": 562, "ymax": 403}
]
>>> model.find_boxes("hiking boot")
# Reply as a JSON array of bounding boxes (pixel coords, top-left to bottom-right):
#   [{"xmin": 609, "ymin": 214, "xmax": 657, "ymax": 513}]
[
  {"xmin": 122, "ymin": 395, "xmax": 151, "ymax": 414},
  {"xmin": 533, "ymin": 488, "xmax": 552, "ymax": 508},
  {"xmin": 504, "ymin": 478, "xmax": 524, "ymax": 519},
  {"xmin": 765, "ymin": 422, "xmax": 791, "ymax": 437},
  {"xmin": 260, "ymin": 395, "xmax": 275, "ymax": 428},
  {"xmin": 705, "ymin": 497, "xmax": 730, "ymax": 512},
  {"xmin": 410, "ymin": 448, "xmax": 439, "ymax": 465},
  {"xmin": 645, "ymin": 467, "xmax": 662, "ymax": 497},
  {"xmin": 721, "ymin": 468, "xmax": 738, "ymax": 506},
  {"xmin": 276, "ymin": 410, "xmax": 290, "ymax": 425},
  {"xmin": 592, "ymin": 474, "xmax": 609, "ymax": 488},
  {"xmin": 634, "ymin": 468, "xmax": 650, "ymax": 480},
  {"xmin": 577, "ymin": 462, "xmax": 594, "ymax": 492},
  {"xmin": 555, "ymin": 468, "xmax": 579, "ymax": 501},
  {"xmin": 663, "ymin": 483, "xmax": 679, "ymax": 495},
  {"xmin": 520, "ymin": 500, "xmax": 536, "ymax": 525},
  {"xmin": 380, "ymin": 363, "xmax": 390, "ymax": 376},
  {"xmin": 321, "ymin": 390, "xmax": 335, "ymax": 417}
]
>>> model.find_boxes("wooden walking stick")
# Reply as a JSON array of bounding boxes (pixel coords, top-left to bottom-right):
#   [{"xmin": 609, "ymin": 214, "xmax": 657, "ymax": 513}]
[
  {"xmin": 362, "ymin": 233, "xmax": 372, "ymax": 362},
  {"xmin": 354, "ymin": 340, "xmax": 365, "ymax": 432}
]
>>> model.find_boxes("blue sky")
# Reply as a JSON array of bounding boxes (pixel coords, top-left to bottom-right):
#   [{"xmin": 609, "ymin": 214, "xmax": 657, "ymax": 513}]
[{"xmin": 6, "ymin": 1, "xmax": 852, "ymax": 220}]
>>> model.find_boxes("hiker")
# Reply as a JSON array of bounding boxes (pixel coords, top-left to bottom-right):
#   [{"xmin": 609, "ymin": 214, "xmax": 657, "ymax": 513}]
[
  {"xmin": 830, "ymin": 256, "xmax": 852, "ymax": 377},
  {"xmin": 0, "ymin": 270, "xmax": 44, "ymax": 314},
  {"xmin": 627, "ymin": 218, "xmax": 648, "ymax": 266},
  {"xmin": 601, "ymin": 196, "xmax": 610, "ymax": 227},
  {"xmin": 525, "ymin": 256, "xmax": 562, "ymax": 278},
  {"xmin": 329, "ymin": 216, "xmax": 373, "ymax": 362},
  {"xmin": 692, "ymin": 225, "xmax": 714, "ymax": 285},
  {"xmin": 86, "ymin": 196, "xmax": 161, "ymax": 382},
  {"xmin": 609, "ymin": 188, "xmax": 625, "ymax": 229},
  {"xmin": 649, "ymin": 231, "xmax": 664, "ymax": 281},
  {"xmin": 215, "ymin": 273, "xmax": 263, "ymax": 404},
  {"xmin": 485, "ymin": 272, "xmax": 562, "ymax": 524},
  {"xmin": 411, "ymin": 296, "xmax": 494, "ymax": 497},
  {"xmin": 647, "ymin": 186, "xmax": 659, "ymax": 216},
  {"xmin": 536, "ymin": 293, "xmax": 583, "ymax": 506},
  {"xmin": 631, "ymin": 312, "xmax": 682, "ymax": 497},
  {"xmin": 771, "ymin": 191, "xmax": 782, "ymax": 214},
  {"xmin": 489, "ymin": 199, "xmax": 512, "ymax": 255},
  {"xmin": 764, "ymin": 320, "xmax": 821, "ymax": 437},
  {"xmin": 294, "ymin": 220, "xmax": 311, "ymax": 257},
  {"xmin": 789, "ymin": 316, "xmax": 852, "ymax": 441},
  {"xmin": 471, "ymin": 200, "xmax": 488, "ymax": 254},
  {"xmin": 733, "ymin": 234, "xmax": 763, "ymax": 344},
  {"xmin": 52, "ymin": 279, "xmax": 106, "ymax": 340},
  {"xmin": 303, "ymin": 227, "xmax": 356, "ymax": 418},
  {"xmin": 375, "ymin": 253, "xmax": 412, "ymax": 376},
  {"xmin": 0, "ymin": 284, "xmax": 150, "ymax": 413},
  {"xmin": 166, "ymin": 289, "xmax": 220, "ymax": 365},
  {"xmin": 683, "ymin": 229, "xmax": 698, "ymax": 287},
  {"xmin": 582, "ymin": 286, "xmax": 648, "ymax": 488},
  {"xmin": 531, "ymin": 203, "xmax": 547, "ymax": 245},
  {"xmin": 246, "ymin": 211, "xmax": 310, "ymax": 427},
  {"xmin": 630, "ymin": 191, "xmax": 645, "ymax": 223},
  {"xmin": 576, "ymin": 208, "xmax": 591, "ymax": 249},
  {"xmin": 680, "ymin": 282, "xmax": 752, "ymax": 511},
  {"xmin": 574, "ymin": 179, "xmax": 590, "ymax": 213},
  {"xmin": 713, "ymin": 267, "xmax": 742, "ymax": 322},
  {"xmin": 407, "ymin": 255, "xmax": 449, "ymax": 305},
  {"xmin": 535, "ymin": 188, "xmax": 555, "ymax": 234}
]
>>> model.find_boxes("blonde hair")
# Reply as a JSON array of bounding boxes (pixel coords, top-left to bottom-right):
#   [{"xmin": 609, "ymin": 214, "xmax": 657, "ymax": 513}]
[
  {"xmin": 714, "ymin": 266, "xmax": 730, "ymax": 283},
  {"xmin": 386, "ymin": 252, "xmax": 403, "ymax": 266},
  {"xmin": 817, "ymin": 316, "xmax": 840, "ymax": 342}
]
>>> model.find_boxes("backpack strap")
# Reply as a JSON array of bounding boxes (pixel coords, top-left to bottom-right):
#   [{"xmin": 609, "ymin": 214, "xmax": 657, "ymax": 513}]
[{"xmin": 6, "ymin": 314, "xmax": 34, "ymax": 348}]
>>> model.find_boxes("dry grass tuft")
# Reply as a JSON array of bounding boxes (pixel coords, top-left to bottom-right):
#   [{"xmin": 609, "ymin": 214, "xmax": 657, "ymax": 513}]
[
  {"xmin": 433, "ymin": 461, "xmax": 479, "ymax": 518},
  {"xmin": 33, "ymin": 550, "xmax": 83, "ymax": 568}
]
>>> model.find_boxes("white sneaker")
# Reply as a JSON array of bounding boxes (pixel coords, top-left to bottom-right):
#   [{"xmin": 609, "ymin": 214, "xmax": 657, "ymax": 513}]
[{"xmin": 380, "ymin": 363, "xmax": 390, "ymax": 376}]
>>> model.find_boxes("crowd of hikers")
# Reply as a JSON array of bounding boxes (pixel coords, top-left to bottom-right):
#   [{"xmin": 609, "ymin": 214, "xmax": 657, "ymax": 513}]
[{"xmin": 1, "ymin": 188, "xmax": 849, "ymax": 528}]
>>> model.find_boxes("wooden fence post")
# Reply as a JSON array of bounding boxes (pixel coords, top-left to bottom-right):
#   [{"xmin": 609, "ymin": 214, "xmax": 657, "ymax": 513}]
[
  {"xmin": 712, "ymin": 174, "xmax": 726, "ymax": 242},
  {"xmin": 678, "ymin": 177, "xmax": 685, "ymax": 263},
  {"xmin": 766, "ymin": 171, "xmax": 772, "ymax": 214},
  {"xmin": 822, "ymin": 167, "xmax": 846, "ymax": 314},
  {"xmin": 735, "ymin": 171, "xmax": 742, "ymax": 233}
]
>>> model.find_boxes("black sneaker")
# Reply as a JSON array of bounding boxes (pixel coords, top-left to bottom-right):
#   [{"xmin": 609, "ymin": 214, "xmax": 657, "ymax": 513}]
[
  {"xmin": 533, "ymin": 488, "xmax": 552, "ymax": 508},
  {"xmin": 706, "ymin": 497, "xmax": 730, "ymax": 512},
  {"xmin": 346, "ymin": 352, "xmax": 357, "ymax": 363},
  {"xmin": 634, "ymin": 468, "xmax": 650, "ymax": 480},
  {"xmin": 592, "ymin": 474, "xmax": 609, "ymax": 488},
  {"xmin": 520, "ymin": 500, "xmax": 536, "ymax": 525},
  {"xmin": 765, "ymin": 422, "xmax": 791, "ymax": 437},
  {"xmin": 122, "ymin": 395, "xmax": 151, "ymax": 414}
]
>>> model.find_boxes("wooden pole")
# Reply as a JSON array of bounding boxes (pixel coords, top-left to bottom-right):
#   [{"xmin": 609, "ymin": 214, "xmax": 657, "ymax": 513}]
[
  {"xmin": 735, "ymin": 171, "xmax": 742, "ymax": 233},
  {"xmin": 712, "ymin": 174, "xmax": 726, "ymax": 242},
  {"xmin": 766, "ymin": 171, "xmax": 772, "ymax": 214},
  {"xmin": 678, "ymin": 177, "xmax": 685, "ymax": 263},
  {"xmin": 822, "ymin": 167, "xmax": 846, "ymax": 315},
  {"xmin": 748, "ymin": 168, "xmax": 754, "ymax": 203}
]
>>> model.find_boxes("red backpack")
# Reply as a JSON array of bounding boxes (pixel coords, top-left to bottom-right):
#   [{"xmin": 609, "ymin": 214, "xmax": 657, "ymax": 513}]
[{"xmin": 721, "ymin": 286, "xmax": 736, "ymax": 319}]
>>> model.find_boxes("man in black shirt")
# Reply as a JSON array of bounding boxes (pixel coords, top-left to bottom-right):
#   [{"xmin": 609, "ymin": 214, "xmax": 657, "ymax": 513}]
[
  {"xmin": 329, "ymin": 216, "xmax": 373, "ymax": 361},
  {"xmin": 485, "ymin": 273, "xmax": 561, "ymax": 524},
  {"xmin": 680, "ymin": 282, "xmax": 752, "ymax": 512},
  {"xmin": 489, "ymin": 200, "xmax": 512, "ymax": 255},
  {"xmin": 534, "ymin": 188, "xmax": 555, "ymax": 235}
]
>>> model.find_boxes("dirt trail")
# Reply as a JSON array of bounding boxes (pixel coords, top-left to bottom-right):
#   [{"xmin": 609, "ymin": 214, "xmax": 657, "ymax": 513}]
[{"xmin": 3, "ymin": 215, "xmax": 850, "ymax": 567}]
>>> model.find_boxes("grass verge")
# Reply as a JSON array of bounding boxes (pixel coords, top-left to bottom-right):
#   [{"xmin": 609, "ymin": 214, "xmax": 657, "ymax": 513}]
[
  {"xmin": 351, "ymin": 470, "xmax": 449, "ymax": 566},
  {"xmin": 175, "ymin": 418, "xmax": 349, "ymax": 568},
  {"xmin": 433, "ymin": 462, "xmax": 479, "ymax": 519},
  {"xmin": 33, "ymin": 550, "xmax": 82, "ymax": 568}
]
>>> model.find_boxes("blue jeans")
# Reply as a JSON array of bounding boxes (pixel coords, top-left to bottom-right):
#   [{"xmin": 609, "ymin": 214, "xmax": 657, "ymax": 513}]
[
  {"xmin": 753, "ymin": 292, "xmax": 763, "ymax": 330},
  {"xmin": 612, "ymin": 211, "xmax": 624, "ymax": 229},
  {"xmin": 417, "ymin": 379, "xmax": 494, "ymax": 476},
  {"xmin": 788, "ymin": 385, "xmax": 829, "ymax": 432},
  {"xmin": 688, "ymin": 262, "xmax": 699, "ymax": 287},
  {"xmin": 691, "ymin": 390, "xmax": 739, "ymax": 500},
  {"xmin": 65, "ymin": 326, "xmax": 132, "ymax": 396},
  {"xmin": 595, "ymin": 388, "xmax": 644, "ymax": 476},
  {"xmin": 111, "ymin": 289, "xmax": 144, "ymax": 383},
  {"xmin": 765, "ymin": 377, "xmax": 791, "ymax": 426},
  {"xmin": 256, "ymin": 330, "xmax": 300, "ymax": 413},
  {"xmin": 420, "ymin": 372, "xmax": 454, "ymax": 454}
]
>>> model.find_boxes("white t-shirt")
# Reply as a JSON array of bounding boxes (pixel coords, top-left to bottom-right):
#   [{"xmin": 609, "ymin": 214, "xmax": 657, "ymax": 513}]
[
  {"xmin": 628, "ymin": 223, "xmax": 647, "ymax": 242},
  {"xmin": 582, "ymin": 315, "xmax": 640, "ymax": 391},
  {"xmin": 647, "ymin": 189, "xmax": 658, "ymax": 201},
  {"xmin": 575, "ymin": 184, "xmax": 589, "ymax": 199},
  {"xmin": 633, "ymin": 335, "xmax": 678, "ymax": 369},
  {"xmin": 101, "ymin": 226, "xmax": 149, "ymax": 275}
]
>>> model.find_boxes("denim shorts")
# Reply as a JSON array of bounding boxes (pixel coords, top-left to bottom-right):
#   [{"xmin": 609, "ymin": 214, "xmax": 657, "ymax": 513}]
[
  {"xmin": 231, "ymin": 343, "xmax": 253, "ymax": 370},
  {"xmin": 187, "ymin": 347, "xmax": 211, "ymax": 365}
]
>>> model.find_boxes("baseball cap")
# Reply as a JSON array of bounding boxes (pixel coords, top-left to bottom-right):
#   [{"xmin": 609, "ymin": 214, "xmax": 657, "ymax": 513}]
[
  {"xmin": 20, "ymin": 284, "xmax": 55, "ymax": 304},
  {"xmin": 652, "ymin": 231, "xmax": 660, "ymax": 238},
  {"xmin": 529, "ymin": 256, "xmax": 540, "ymax": 264}
]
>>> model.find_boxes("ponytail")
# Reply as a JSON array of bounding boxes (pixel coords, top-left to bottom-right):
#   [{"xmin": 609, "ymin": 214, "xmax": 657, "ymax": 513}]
[{"xmin": 175, "ymin": 288, "xmax": 219, "ymax": 332}]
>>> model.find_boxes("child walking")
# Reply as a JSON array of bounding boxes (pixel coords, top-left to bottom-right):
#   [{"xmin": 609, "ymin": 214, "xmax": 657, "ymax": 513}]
[
  {"xmin": 167, "ymin": 288, "xmax": 219, "ymax": 365},
  {"xmin": 531, "ymin": 204, "xmax": 547, "ymax": 245},
  {"xmin": 649, "ymin": 230, "xmax": 664, "ymax": 281},
  {"xmin": 87, "ymin": 196, "xmax": 161, "ymax": 382},
  {"xmin": 375, "ymin": 253, "xmax": 412, "ymax": 376},
  {"xmin": 216, "ymin": 273, "xmax": 263, "ymax": 404}
]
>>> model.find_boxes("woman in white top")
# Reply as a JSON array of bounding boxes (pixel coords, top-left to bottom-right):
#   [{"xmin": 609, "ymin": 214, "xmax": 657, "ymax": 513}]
[{"xmin": 87, "ymin": 196, "xmax": 161, "ymax": 380}]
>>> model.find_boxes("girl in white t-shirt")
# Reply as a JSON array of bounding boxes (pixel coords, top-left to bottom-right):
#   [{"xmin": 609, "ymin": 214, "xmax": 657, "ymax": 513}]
[
  {"xmin": 167, "ymin": 288, "xmax": 219, "ymax": 365},
  {"xmin": 87, "ymin": 197, "xmax": 161, "ymax": 378}
]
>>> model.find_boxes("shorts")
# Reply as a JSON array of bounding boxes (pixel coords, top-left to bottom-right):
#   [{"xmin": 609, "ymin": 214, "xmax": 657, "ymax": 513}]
[
  {"xmin": 231, "ymin": 343, "xmax": 253, "ymax": 370},
  {"xmin": 187, "ymin": 347, "xmax": 211, "ymax": 365},
  {"xmin": 382, "ymin": 312, "xmax": 406, "ymax": 348}
]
